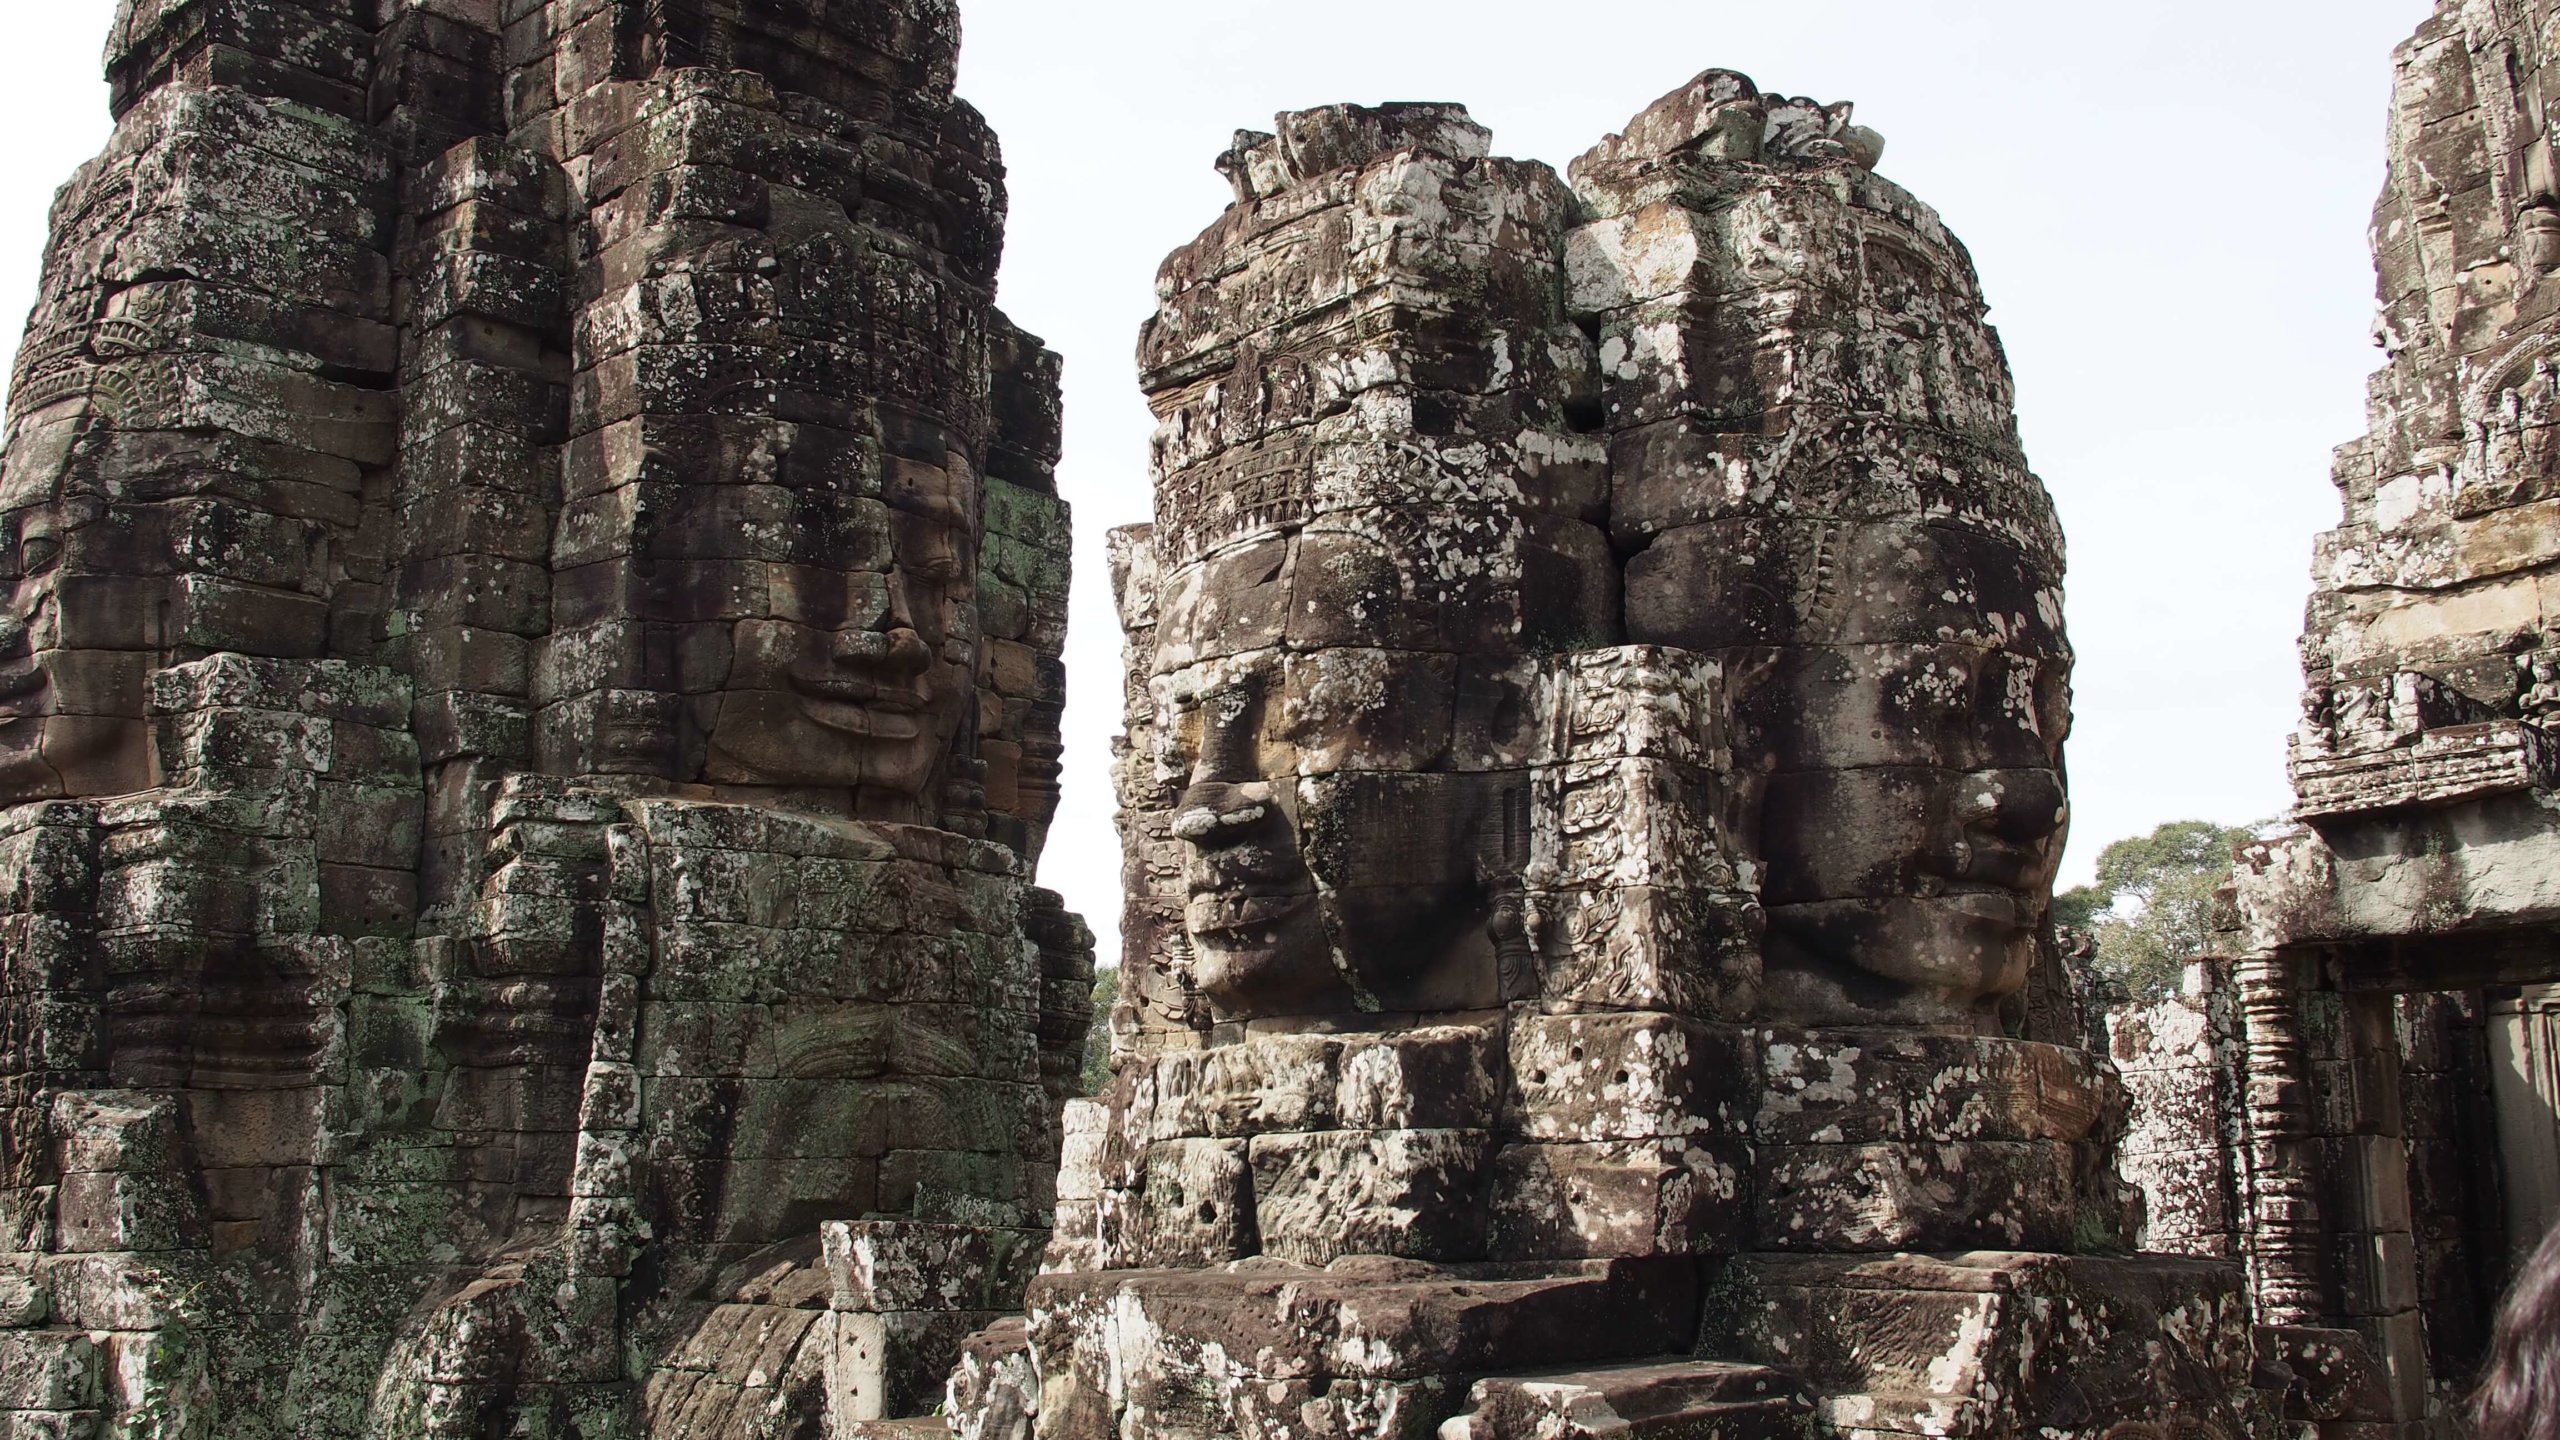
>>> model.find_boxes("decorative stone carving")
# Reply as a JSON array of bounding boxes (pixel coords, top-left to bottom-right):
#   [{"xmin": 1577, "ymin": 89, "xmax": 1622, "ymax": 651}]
[
  {"xmin": 2105, "ymin": 973, "xmax": 2247, "ymax": 1260},
  {"xmin": 0, "ymin": 2, "xmax": 1087, "ymax": 1437},
  {"xmin": 947, "ymin": 72, "xmax": 2258, "ymax": 1440},
  {"xmin": 1573, "ymin": 106, "xmax": 2072, "ymax": 1030},
  {"xmin": 2175, "ymin": 3, "xmax": 2560, "ymax": 1428}
]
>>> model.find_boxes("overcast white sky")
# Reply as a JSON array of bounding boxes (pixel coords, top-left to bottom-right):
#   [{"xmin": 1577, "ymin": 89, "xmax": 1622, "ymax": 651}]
[{"xmin": 0, "ymin": 0, "xmax": 2436, "ymax": 965}]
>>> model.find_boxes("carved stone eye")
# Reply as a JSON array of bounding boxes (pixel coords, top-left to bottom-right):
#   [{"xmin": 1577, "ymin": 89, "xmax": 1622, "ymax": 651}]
[{"xmin": 16, "ymin": 528, "xmax": 59, "ymax": 578}]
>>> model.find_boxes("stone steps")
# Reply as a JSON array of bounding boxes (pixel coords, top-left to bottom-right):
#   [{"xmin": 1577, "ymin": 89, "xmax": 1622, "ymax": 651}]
[{"xmin": 1440, "ymin": 1357, "xmax": 1811, "ymax": 1439}]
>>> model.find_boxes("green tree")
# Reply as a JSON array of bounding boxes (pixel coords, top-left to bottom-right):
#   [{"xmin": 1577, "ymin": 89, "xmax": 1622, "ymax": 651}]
[
  {"xmin": 1080, "ymin": 967, "xmax": 1119, "ymax": 1095},
  {"xmin": 2054, "ymin": 819, "xmax": 2262, "ymax": 1001}
]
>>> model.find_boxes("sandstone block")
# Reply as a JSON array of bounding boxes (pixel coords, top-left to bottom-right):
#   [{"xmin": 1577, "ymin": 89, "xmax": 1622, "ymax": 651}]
[
  {"xmin": 1754, "ymin": 1140, "xmax": 2082, "ymax": 1252},
  {"xmin": 1486, "ymin": 1137, "xmax": 1747, "ymax": 1260},
  {"xmin": 1443, "ymin": 1358, "xmax": 1808, "ymax": 1440},
  {"xmin": 0, "ymin": 1330, "xmax": 100, "ymax": 1410},
  {"xmin": 1107, "ymin": 1138, "xmax": 1252, "ymax": 1269},
  {"xmin": 1711, "ymin": 1253, "xmax": 2255, "ymax": 1435},
  {"xmin": 1503, "ymin": 1012, "xmax": 1754, "ymax": 1141},
  {"xmin": 1757, "ymin": 1030, "xmax": 2109, "ymax": 1145},
  {"xmin": 1249, "ymin": 1128, "xmax": 1492, "ymax": 1264}
]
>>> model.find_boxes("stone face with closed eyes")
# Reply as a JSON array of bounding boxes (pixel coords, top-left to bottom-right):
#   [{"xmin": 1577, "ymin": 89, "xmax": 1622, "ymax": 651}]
[
  {"xmin": 0, "ymin": 2, "xmax": 1088, "ymax": 1436},
  {"xmin": 997, "ymin": 61, "xmax": 2253, "ymax": 1440}
]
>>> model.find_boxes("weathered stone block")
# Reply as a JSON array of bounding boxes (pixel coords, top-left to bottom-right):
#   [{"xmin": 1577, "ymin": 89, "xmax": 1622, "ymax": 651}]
[
  {"xmin": 0, "ymin": 1330, "xmax": 100, "ymax": 1409},
  {"xmin": 33, "ymin": 1254, "xmax": 192, "ymax": 1332},
  {"xmin": 1025, "ymin": 1256, "xmax": 1699, "ymax": 1404},
  {"xmin": 1487, "ymin": 1137, "xmax": 1747, "ymax": 1259},
  {"xmin": 51, "ymin": 1171, "xmax": 204, "ymax": 1254},
  {"xmin": 1150, "ymin": 1026, "xmax": 1500, "ymax": 1142},
  {"xmin": 1443, "ymin": 1358, "xmax": 1808, "ymax": 1440},
  {"xmin": 0, "ymin": 1269, "xmax": 48, "ymax": 1326},
  {"xmin": 1042, "ymin": 1201, "xmax": 1099, "ymax": 1276},
  {"xmin": 179, "ymin": 1087, "xmax": 323, "ymax": 1171},
  {"xmin": 1710, "ymin": 1253, "xmax": 2257, "ymax": 1436},
  {"xmin": 1533, "ymin": 884, "xmax": 1760, "ymax": 1016},
  {"xmin": 1754, "ymin": 1140, "xmax": 2082, "ymax": 1252},
  {"xmin": 50, "ymin": 1094, "xmax": 181, "ymax": 1176},
  {"xmin": 1504, "ymin": 1012, "xmax": 1754, "ymax": 1142},
  {"xmin": 1757, "ymin": 1031, "xmax": 2109, "ymax": 1145},
  {"xmin": 1564, "ymin": 204, "xmax": 1723, "ymax": 313},
  {"xmin": 821, "ymin": 1222, "xmax": 1041, "ymax": 1317},
  {"xmin": 1249, "ymin": 1128, "xmax": 1491, "ymax": 1265},
  {"xmin": 1103, "ymin": 1138, "xmax": 1252, "ymax": 1269}
]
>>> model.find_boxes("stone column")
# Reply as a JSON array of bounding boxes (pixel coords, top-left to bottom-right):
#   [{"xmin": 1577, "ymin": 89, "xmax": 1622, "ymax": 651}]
[
  {"xmin": 2489, "ymin": 984, "xmax": 2560, "ymax": 1259},
  {"xmin": 2237, "ymin": 952, "xmax": 2324, "ymax": 1326}
]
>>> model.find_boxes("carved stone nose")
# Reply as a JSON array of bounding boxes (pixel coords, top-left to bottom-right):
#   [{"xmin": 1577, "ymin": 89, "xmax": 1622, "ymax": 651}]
[
  {"xmin": 1188, "ymin": 683, "xmax": 1264, "ymax": 783},
  {"xmin": 1952, "ymin": 777, "xmax": 2005, "ymax": 827},
  {"xmin": 834, "ymin": 626, "xmax": 930, "ymax": 671},
  {"xmin": 1957, "ymin": 769, "xmax": 2067, "ymax": 844}
]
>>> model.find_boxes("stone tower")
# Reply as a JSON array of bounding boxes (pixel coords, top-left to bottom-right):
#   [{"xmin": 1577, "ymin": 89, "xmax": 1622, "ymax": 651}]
[
  {"xmin": 946, "ymin": 77, "xmax": 2266, "ymax": 1440},
  {"xmin": 0, "ymin": 1, "xmax": 1089, "ymax": 1435},
  {"xmin": 2135, "ymin": 0, "xmax": 2560, "ymax": 1431}
]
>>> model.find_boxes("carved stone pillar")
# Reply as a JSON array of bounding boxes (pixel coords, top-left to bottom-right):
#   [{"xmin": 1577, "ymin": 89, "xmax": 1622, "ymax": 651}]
[{"xmin": 2237, "ymin": 951, "xmax": 2323, "ymax": 1325}]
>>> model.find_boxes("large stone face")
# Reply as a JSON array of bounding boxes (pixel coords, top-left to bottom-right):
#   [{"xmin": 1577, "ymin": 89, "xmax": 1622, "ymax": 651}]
[
  {"xmin": 1136, "ymin": 103, "xmax": 1609, "ymax": 1024},
  {"xmin": 0, "ymin": 2, "xmax": 1087, "ymax": 1436},
  {"xmin": 1571, "ymin": 81, "xmax": 2070, "ymax": 1034},
  {"xmin": 962, "ymin": 72, "xmax": 2258, "ymax": 1440},
  {"xmin": 1118, "ymin": 79, "xmax": 2067, "ymax": 1058}
]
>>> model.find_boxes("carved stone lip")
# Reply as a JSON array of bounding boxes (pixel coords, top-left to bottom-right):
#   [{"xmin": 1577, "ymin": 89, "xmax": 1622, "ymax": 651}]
[
  {"xmin": 790, "ymin": 690, "xmax": 927, "ymax": 740},
  {"xmin": 798, "ymin": 671, "xmax": 931, "ymax": 712},
  {"xmin": 1952, "ymin": 845, "xmax": 2050, "ymax": 896},
  {"xmin": 1186, "ymin": 888, "xmax": 1313, "ymax": 937},
  {"xmin": 1920, "ymin": 882, "xmax": 2027, "ymax": 925}
]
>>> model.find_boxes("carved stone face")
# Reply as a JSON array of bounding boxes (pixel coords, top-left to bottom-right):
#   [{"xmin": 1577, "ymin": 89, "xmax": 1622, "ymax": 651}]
[
  {"xmin": 1167, "ymin": 672, "xmax": 1500, "ymax": 1021},
  {"xmin": 704, "ymin": 456, "xmax": 978, "ymax": 805},
  {"xmin": 0, "ymin": 405, "xmax": 140, "ymax": 805},
  {"xmin": 1752, "ymin": 640, "xmax": 2069, "ymax": 1020},
  {"xmin": 0, "ymin": 416, "xmax": 74, "ymax": 803},
  {"xmin": 1622, "ymin": 516, "xmax": 2069, "ymax": 1024},
  {"xmin": 1731, "ymin": 525, "xmax": 2070, "ymax": 1024},
  {"xmin": 1132, "ymin": 114, "xmax": 1619, "ymax": 1026},
  {"xmin": 1153, "ymin": 529, "xmax": 1534, "ymax": 1021}
]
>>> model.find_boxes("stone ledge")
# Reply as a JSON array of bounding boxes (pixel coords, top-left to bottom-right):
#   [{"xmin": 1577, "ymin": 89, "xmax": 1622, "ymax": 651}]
[{"xmin": 2292, "ymin": 719, "xmax": 2557, "ymax": 819}]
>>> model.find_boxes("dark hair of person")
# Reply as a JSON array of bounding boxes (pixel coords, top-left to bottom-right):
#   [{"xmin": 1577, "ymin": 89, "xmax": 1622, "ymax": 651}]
[{"xmin": 2477, "ymin": 1219, "xmax": 2560, "ymax": 1440}]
